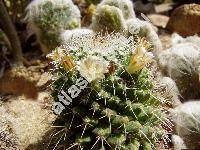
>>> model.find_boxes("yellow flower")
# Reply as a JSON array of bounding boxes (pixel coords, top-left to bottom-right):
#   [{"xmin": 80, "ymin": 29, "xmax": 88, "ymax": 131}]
[
  {"xmin": 127, "ymin": 46, "xmax": 154, "ymax": 74},
  {"xmin": 47, "ymin": 47, "xmax": 75, "ymax": 71},
  {"xmin": 62, "ymin": 55, "xmax": 75, "ymax": 71}
]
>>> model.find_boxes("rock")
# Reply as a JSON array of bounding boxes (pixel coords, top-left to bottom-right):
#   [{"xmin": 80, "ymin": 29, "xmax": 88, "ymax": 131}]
[
  {"xmin": 171, "ymin": 101, "xmax": 200, "ymax": 149},
  {"xmin": 171, "ymin": 135, "xmax": 187, "ymax": 150},
  {"xmin": 167, "ymin": 4, "xmax": 200, "ymax": 36},
  {"xmin": 158, "ymin": 41, "xmax": 200, "ymax": 100},
  {"xmin": 155, "ymin": 3, "xmax": 173, "ymax": 14},
  {"xmin": 134, "ymin": 1, "xmax": 155, "ymax": 14},
  {"xmin": 147, "ymin": 14, "xmax": 169, "ymax": 28},
  {"xmin": 159, "ymin": 32, "xmax": 172, "ymax": 49},
  {"xmin": 0, "ymin": 92, "xmax": 56, "ymax": 149},
  {"xmin": 0, "ymin": 66, "xmax": 38, "ymax": 99}
]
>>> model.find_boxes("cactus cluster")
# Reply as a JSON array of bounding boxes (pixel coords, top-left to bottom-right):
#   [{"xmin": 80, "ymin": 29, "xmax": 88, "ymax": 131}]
[
  {"xmin": 26, "ymin": 0, "xmax": 81, "ymax": 53},
  {"xmin": 25, "ymin": 0, "xmax": 162, "ymax": 53},
  {"xmin": 48, "ymin": 34, "xmax": 169, "ymax": 149},
  {"xmin": 91, "ymin": 0, "xmax": 162, "ymax": 52}
]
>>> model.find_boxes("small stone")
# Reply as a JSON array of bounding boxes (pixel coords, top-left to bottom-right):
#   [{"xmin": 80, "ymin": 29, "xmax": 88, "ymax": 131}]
[
  {"xmin": 167, "ymin": 4, "xmax": 200, "ymax": 36},
  {"xmin": 148, "ymin": 14, "xmax": 169, "ymax": 28}
]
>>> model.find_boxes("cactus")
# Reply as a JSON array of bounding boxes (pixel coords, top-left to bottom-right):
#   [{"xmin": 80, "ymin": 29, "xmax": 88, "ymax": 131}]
[
  {"xmin": 91, "ymin": 0, "xmax": 135, "ymax": 33},
  {"xmin": 26, "ymin": 0, "xmax": 81, "ymax": 53},
  {"xmin": 171, "ymin": 101, "xmax": 200, "ymax": 149},
  {"xmin": 91, "ymin": 5, "xmax": 127, "ymax": 33},
  {"xmin": 47, "ymin": 34, "xmax": 170, "ymax": 149},
  {"xmin": 99, "ymin": 0, "xmax": 135, "ymax": 20},
  {"xmin": 90, "ymin": 0, "xmax": 162, "ymax": 52},
  {"xmin": 159, "ymin": 77, "xmax": 181, "ymax": 107},
  {"xmin": 158, "ymin": 34, "xmax": 200, "ymax": 100},
  {"xmin": 126, "ymin": 19, "xmax": 163, "ymax": 53}
]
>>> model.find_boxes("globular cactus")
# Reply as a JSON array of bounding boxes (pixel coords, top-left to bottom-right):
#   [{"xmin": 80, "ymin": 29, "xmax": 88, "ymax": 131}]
[
  {"xmin": 99, "ymin": 0, "xmax": 135, "ymax": 20},
  {"xmin": 158, "ymin": 34, "xmax": 200, "ymax": 100},
  {"xmin": 26, "ymin": 0, "xmax": 81, "ymax": 54},
  {"xmin": 159, "ymin": 77, "xmax": 181, "ymax": 107},
  {"xmin": 91, "ymin": 5, "xmax": 127, "ymax": 33},
  {"xmin": 126, "ymin": 19, "xmax": 163, "ymax": 53},
  {"xmin": 47, "ymin": 34, "xmax": 170, "ymax": 149},
  {"xmin": 90, "ymin": 0, "xmax": 162, "ymax": 52},
  {"xmin": 91, "ymin": 0, "xmax": 135, "ymax": 33},
  {"xmin": 171, "ymin": 101, "xmax": 200, "ymax": 149}
]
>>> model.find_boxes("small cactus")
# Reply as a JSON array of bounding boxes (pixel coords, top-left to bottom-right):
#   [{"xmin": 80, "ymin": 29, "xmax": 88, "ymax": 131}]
[
  {"xmin": 48, "ymin": 34, "xmax": 170, "ymax": 149},
  {"xmin": 26, "ymin": 0, "xmax": 81, "ymax": 53},
  {"xmin": 91, "ymin": 0, "xmax": 135, "ymax": 33},
  {"xmin": 99, "ymin": 0, "xmax": 135, "ymax": 20},
  {"xmin": 171, "ymin": 101, "xmax": 200, "ymax": 149},
  {"xmin": 90, "ymin": 0, "xmax": 162, "ymax": 52},
  {"xmin": 91, "ymin": 5, "xmax": 127, "ymax": 33},
  {"xmin": 126, "ymin": 18, "xmax": 163, "ymax": 53},
  {"xmin": 158, "ymin": 39, "xmax": 200, "ymax": 100}
]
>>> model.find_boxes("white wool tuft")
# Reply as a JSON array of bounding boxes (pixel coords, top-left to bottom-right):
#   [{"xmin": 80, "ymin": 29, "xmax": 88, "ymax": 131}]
[{"xmin": 61, "ymin": 29, "xmax": 94, "ymax": 44}]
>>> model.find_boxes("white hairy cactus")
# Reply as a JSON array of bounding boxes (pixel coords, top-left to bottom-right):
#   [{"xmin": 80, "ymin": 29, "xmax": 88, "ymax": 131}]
[
  {"xmin": 91, "ymin": 5, "xmax": 127, "ymax": 33},
  {"xmin": 126, "ymin": 18, "xmax": 163, "ymax": 53},
  {"xmin": 90, "ymin": 0, "xmax": 162, "ymax": 53},
  {"xmin": 159, "ymin": 77, "xmax": 181, "ymax": 107},
  {"xmin": 91, "ymin": 0, "xmax": 135, "ymax": 33},
  {"xmin": 171, "ymin": 101, "xmax": 200, "ymax": 149},
  {"xmin": 158, "ymin": 42, "xmax": 200, "ymax": 99},
  {"xmin": 172, "ymin": 33, "xmax": 200, "ymax": 48},
  {"xmin": 99, "ymin": 0, "xmax": 135, "ymax": 20},
  {"xmin": 26, "ymin": 0, "xmax": 81, "ymax": 53}
]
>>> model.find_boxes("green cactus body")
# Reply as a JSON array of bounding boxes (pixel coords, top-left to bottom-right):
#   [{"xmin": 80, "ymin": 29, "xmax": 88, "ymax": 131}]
[
  {"xmin": 26, "ymin": 0, "xmax": 81, "ymax": 53},
  {"xmin": 99, "ymin": 0, "xmax": 135, "ymax": 20},
  {"xmin": 49, "ymin": 34, "xmax": 168, "ymax": 149},
  {"xmin": 91, "ymin": 0, "xmax": 135, "ymax": 33},
  {"xmin": 90, "ymin": 0, "xmax": 162, "ymax": 52},
  {"xmin": 91, "ymin": 5, "xmax": 126, "ymax": 33}
]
